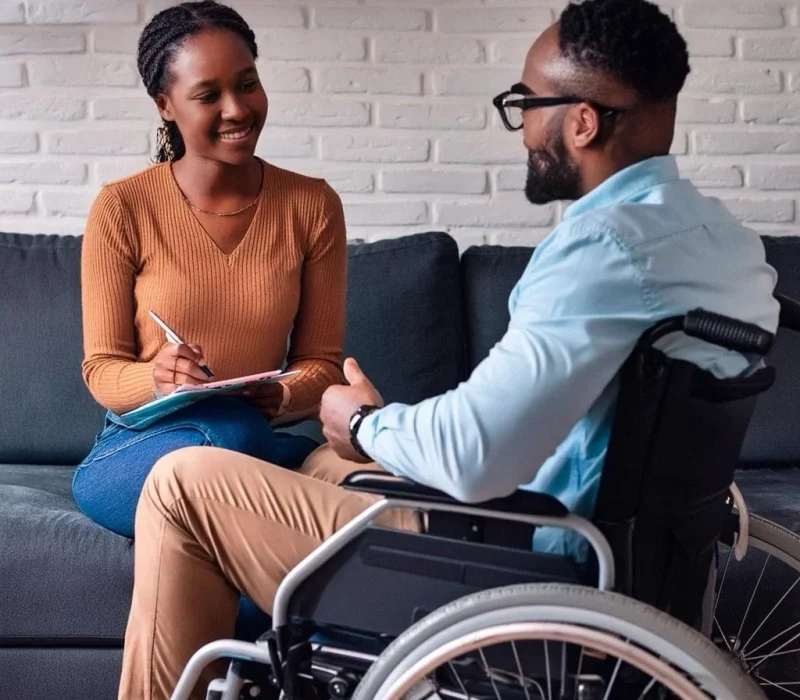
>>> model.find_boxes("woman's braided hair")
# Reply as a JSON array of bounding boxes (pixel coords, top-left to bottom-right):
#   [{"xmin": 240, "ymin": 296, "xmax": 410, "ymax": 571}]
[{"xmin": 137, "ymin": 0, "xmax": 259, "ymax": 162}]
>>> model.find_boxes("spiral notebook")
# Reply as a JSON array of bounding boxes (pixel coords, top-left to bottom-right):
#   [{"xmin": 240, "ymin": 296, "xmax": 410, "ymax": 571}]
[{"xmin": 116, "ymin": 369, "xmax": 300, "ymax": 430}]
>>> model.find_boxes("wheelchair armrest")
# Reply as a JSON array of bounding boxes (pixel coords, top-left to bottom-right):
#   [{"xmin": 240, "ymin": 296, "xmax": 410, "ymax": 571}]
[{"xmin": 341, "ymin": 471, "xmax": 569, "ymax": 517}]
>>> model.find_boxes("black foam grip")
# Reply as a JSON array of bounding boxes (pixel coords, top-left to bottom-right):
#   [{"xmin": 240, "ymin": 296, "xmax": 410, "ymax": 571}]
[{"xmin": 684, "ymin": 309, "xmax": 774, "ymax": 355}]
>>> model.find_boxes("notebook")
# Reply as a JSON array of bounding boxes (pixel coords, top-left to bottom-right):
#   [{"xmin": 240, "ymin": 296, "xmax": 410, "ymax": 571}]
[{"xmin": 116, "ymin": 369, "xmax": 300, "ymax": 430}]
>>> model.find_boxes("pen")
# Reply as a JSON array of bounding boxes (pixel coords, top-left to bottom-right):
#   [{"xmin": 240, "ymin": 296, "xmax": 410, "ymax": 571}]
[{"xmin": 148, "ymin": 310, "xmax": 214, "ymax": 378}]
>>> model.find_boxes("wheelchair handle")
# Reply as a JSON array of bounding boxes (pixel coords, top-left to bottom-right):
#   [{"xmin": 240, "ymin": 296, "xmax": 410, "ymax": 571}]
[{"xmin": 683, "ymin": 309, "xmax": 774, "ymax": 356}]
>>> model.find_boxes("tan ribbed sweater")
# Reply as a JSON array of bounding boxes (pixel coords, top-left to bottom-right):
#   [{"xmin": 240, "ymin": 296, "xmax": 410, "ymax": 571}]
[{"xmin": 80, "ymin": 159, "xmax": 347, "ymax": 417}]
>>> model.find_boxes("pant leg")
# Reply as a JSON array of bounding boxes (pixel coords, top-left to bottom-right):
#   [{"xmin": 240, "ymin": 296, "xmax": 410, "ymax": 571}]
[
  {"xmin": 296, "ymin": 442, "xmax": 388, "ymax": 485},
  {"xmin": 235, "ymin": 444, "xmax": 381, "ymax": 641},
  {"xmin": 118, "ymin": 445, "xmax": 419, "ymax": 700},
  {"xmin": 73, "ymin": 397, "xmax": 318, "ymax": 538}
]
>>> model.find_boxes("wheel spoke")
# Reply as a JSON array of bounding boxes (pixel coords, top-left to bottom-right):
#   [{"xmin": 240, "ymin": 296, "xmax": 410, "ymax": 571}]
[
  {"xmin": 713, "ymin": 616, "xmax": 734, "ymax": 654},
  {"xmin": 746, "ymin": 645, "xmax": 800, "ymax": 663},
  {"xmin": 572, "ymin": 648, "xmax": 585, "ymax": 700},
  {"xmin": 758, "ymin": 677, "xmax": 800, "ymax": 698},
  {"xmin": 543, "ymin": 641, "xmax": 552, "ymax": 700},
  {"xmin": 635, "ymin": 677, "xmax": 658, "ymax": 699},
  {"xmin": 477, "ymin": 647, "xmax": 502, "ymax": 700},
  {"xmin": 446, "ymin": 661, "xmax": 469, "ymax": 697},
  {"xmin": 510, "ymin": 641, "xmax": 533, "ymax": 700},
  {"xmin": 741, "ymin": 573, "xmax": 800, "ymax": 655},
  {"xmin": 734, "ymin": 553, "xmax": 771, "ymax": 649},
  {"xmin": 750, "ymin": 625, "xmax": 800, "ymax": 674},
  {"xmin": 602, "ymin": 657, "xmax": 624, "ymax": 700},
  {"xmin": 560, "ymin": 643, "xmax": 566, "ymax": 697},
  {"xmin": 746, "ymin": 618, "xmax": 800, "ymax": 658},
  {"xmin": 713, "ymin": 546, "xmax": 735, "ymax": 617}
]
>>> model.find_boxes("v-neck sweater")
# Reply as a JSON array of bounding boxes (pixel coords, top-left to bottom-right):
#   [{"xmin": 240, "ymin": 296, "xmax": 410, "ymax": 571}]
[{"xmin": 80, "ymin": 159, "xmax": 347, "ymax": 417}]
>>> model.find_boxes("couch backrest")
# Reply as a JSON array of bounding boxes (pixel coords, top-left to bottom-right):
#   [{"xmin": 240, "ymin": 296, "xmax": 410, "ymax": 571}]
[
  {"xmin": 0, "ymin": 230, "xmax": 467, "ymax": 465},
  {"xmin": 739, "ymin": 237, "xmax": 800, "ymax": 465},
  {"xmin": 0, "ymin": 233, "xmax": 105, "ymax": 464},
  {"xmin": 2, "ymin": 228, "xmax": 799, "ymax": 468},
  {"xmin": 344, "ymin": 232, "xmax": 466, "ymax": 406},
  {"xmin": 460, "ymin": 245, "xmax": 533, "ymax": 372}
]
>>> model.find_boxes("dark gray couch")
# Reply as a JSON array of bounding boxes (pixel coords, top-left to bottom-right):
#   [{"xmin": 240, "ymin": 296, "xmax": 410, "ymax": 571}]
[{"xmin": 1, "ymin": 230, "xmax": 799, "ymax": 700}]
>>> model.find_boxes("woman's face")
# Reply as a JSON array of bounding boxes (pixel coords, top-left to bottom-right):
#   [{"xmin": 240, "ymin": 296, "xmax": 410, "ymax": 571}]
[{"xmin": 156, "ymin": 28, "xmax": 268, "ymax": 166}]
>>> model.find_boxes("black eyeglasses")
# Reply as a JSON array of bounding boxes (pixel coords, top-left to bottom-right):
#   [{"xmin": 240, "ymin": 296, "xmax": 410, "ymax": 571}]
[{"xmin": 493, "ymin": 82, "xmax": 621, "ymax": 131}]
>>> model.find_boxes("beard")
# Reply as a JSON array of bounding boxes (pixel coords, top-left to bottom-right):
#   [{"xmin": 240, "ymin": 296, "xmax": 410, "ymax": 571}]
[{"xmin": 524, "ymin": 126, "xmax": 582, "ymax": 205}]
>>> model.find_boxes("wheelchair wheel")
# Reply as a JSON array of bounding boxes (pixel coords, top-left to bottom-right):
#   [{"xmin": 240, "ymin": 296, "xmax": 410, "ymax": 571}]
[
  {"xmin": 714, "ymin": 512, "xmax": 800, "ymax": 698},
  {"xmin": 353, "ymin": 583, "xmax": 763, "ymax": 699}
]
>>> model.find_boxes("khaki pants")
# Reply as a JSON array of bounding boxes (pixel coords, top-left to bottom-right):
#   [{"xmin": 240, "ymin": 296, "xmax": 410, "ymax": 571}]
[{"xmin": 117, "ymin": 444, "xmax": 420, "ymax": 700}]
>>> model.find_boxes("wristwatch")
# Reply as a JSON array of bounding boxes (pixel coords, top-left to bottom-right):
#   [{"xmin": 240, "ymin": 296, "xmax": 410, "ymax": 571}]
[{"xmin": 349, "ymin": 404, "xmax": 380, "ymax": 460}]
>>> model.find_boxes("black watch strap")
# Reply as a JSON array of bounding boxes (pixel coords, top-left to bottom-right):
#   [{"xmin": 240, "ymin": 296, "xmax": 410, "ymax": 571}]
[{"xmin": 349, "ymin": 404, "xmax": 380, "ymax": 460}]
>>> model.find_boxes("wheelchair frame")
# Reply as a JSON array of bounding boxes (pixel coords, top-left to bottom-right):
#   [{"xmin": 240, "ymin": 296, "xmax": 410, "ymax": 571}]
[{"xmin": 171, "ymin": 499, "xmax": 616, "ymax": 700}]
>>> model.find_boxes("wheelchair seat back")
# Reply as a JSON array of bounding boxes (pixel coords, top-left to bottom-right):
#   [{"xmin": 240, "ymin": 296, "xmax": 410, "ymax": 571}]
[{"xmin": 593, "ymin": 316, "xmax": 776, "ymax": 630}]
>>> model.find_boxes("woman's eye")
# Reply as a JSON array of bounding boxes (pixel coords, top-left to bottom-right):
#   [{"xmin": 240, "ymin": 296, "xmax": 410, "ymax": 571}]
[
  {"xmin": 241, "ymin": 80, "xmax": 259, "ymax": 92},
  {"xmin": 198, "ymin": 92, "xmax": 218, "ymax": 103}
]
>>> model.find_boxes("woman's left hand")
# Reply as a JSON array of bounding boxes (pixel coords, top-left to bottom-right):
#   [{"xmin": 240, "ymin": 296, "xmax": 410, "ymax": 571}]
[{"xmin": 240, "ymin": 382, "xmax": 289, "ymax": 419}]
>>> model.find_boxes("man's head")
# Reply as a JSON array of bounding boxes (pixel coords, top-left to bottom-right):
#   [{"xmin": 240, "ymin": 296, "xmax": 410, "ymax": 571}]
[{"xmin": 496, "ymin": 0, "xmax": 690, "ymax": 205}]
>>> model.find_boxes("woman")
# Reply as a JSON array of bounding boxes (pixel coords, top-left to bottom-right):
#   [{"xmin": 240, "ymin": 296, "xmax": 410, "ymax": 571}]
[{"xmin": 73, "ymin": 0, "xmax": 347, "ymax": 553}]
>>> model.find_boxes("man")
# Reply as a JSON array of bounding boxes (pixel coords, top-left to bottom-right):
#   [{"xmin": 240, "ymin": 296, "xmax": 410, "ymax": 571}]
[{"xmin": 118, "ymin": 1, "xmax": 780, "ymax": 698}]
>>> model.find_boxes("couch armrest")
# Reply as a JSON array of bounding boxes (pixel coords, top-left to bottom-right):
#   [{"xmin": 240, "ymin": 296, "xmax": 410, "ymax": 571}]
[{"xmin": 341, "ymin": 471, "xmax": 568, "ymax": 517}]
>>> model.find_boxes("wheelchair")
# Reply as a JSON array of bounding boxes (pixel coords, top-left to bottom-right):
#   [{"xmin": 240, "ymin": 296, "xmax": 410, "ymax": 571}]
[{"xmin": 168, "ymin": 294, "xmax": 800, "ymax": 700}]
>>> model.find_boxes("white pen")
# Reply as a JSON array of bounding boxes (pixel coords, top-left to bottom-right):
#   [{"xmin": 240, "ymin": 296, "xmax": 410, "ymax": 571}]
[{"xmin": 148, "ymin": 310, "xmax": 214, "ymax": 378}]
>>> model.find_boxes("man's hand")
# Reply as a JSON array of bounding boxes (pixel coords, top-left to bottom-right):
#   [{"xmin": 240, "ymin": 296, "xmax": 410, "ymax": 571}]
[{"xmin": 320, "ymin": 358, "xmax": 384, "ymax": 462}]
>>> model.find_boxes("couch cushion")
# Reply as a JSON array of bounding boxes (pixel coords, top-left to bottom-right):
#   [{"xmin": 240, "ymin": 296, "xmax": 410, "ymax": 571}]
[
  {"xmin": 344, "ymin": 231, "xmax": 466, "ymax": 403},
  {"xmin": 0, "ymin": 463, "xmax": 74, "ymax": 499},
  {"xmin": 739, "ymin": 237, "xmax": 800, "ymax": 465},
  {"xmin": 734, "ymin": 467, "xmax": 800, "ymax": 533},
  {"xmin": 0, "ymin": 465, "xmax": 132, "ymax": 644},
  {"xmin": 0, "ymin": 233, "xmax": 105, "ymax": 465},
  {"xmin": 460, "ymin": 244, "xmax": 534, "ymax": 371}
]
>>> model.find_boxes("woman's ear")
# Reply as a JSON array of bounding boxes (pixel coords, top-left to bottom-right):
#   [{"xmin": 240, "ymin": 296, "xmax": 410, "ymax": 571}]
[{"xmin": 155, "ymin": 94, "xmax": 174, "ymax": 122}]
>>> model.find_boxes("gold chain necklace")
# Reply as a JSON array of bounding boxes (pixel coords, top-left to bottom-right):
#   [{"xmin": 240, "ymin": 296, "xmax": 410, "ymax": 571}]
[
  {"xmin": 183, "ymin": 191, "xmax": 261, "ymax": 217},
  {"xmin": 180, "ymin": 160, "xmax": 265, "ymax": 217}
]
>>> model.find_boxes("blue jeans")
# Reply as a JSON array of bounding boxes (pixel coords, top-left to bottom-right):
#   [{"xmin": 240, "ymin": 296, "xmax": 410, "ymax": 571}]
[{"xmin": 72, "ymin": 395, "xmax": 319, "ymax": 639}]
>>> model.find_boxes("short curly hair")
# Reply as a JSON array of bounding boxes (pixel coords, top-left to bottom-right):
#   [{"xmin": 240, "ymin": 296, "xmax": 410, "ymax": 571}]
[{"xmin": 558, "ymin": 0, "xmax": 690, "ymax": 103}]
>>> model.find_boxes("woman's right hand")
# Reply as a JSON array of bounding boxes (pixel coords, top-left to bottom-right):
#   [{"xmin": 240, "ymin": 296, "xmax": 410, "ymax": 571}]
[{"xmin": 153, "ymin": 342, "xmax": 209, "ymax": 396}]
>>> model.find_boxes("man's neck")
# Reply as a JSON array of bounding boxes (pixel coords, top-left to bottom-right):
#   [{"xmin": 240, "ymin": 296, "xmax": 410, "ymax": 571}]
[{"xmin": 579, "ymin": 151, "xmax": 665, "ymax": 200}]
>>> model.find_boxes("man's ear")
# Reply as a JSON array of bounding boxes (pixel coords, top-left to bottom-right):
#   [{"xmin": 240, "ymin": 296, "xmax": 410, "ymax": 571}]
[
  {"xmin": 155, "ymin": 94, "xmax": 174, "ymax": 122},
  {"xmin": 571, "ymin": 104, "xmax": 602, "ymax": 149}
]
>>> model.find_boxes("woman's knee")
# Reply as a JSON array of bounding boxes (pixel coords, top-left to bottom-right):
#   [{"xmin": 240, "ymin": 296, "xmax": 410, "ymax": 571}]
[{"xmin": 72, "ymin": 425, "xmax": 212, "ymax": 535}]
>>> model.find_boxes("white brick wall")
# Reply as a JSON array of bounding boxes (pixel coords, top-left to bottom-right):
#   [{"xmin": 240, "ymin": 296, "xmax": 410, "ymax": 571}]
[{"xmin": 2, "ymin": 0, "xmax": 800, "ymax": 244}]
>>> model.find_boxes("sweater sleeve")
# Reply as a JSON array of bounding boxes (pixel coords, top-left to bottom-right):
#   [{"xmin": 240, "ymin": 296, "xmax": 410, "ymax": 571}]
[
  {"xmin": 280, "ymin": 181, "xmax": 347, "ymax": 417},
  {"xmin": 80, "ymin": 186, "xmax": 157, "ymax": 414}
]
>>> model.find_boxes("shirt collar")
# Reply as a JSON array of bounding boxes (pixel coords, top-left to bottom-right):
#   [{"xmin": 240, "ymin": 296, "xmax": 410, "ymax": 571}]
[{"xmin": 562, "ymin": 155, "xmax": 681, "ymax": 221}]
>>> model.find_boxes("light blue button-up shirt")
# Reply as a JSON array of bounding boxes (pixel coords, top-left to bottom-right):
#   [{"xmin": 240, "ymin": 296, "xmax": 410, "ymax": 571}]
[{"xmin": 357, "ymin": 155, "xmax": 780, "ymax": 558}]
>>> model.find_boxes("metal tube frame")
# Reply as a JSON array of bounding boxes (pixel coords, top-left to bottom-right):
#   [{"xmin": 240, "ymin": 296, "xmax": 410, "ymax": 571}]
[{"xmin": 170, "ymin": 497, "xmax": 614, "ymax": 700}]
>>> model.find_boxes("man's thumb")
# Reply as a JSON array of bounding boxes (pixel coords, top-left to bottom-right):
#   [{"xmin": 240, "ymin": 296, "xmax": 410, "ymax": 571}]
[{"xmin": 343, "ymin": 357, "xmax": 364, "ymax": 384}]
